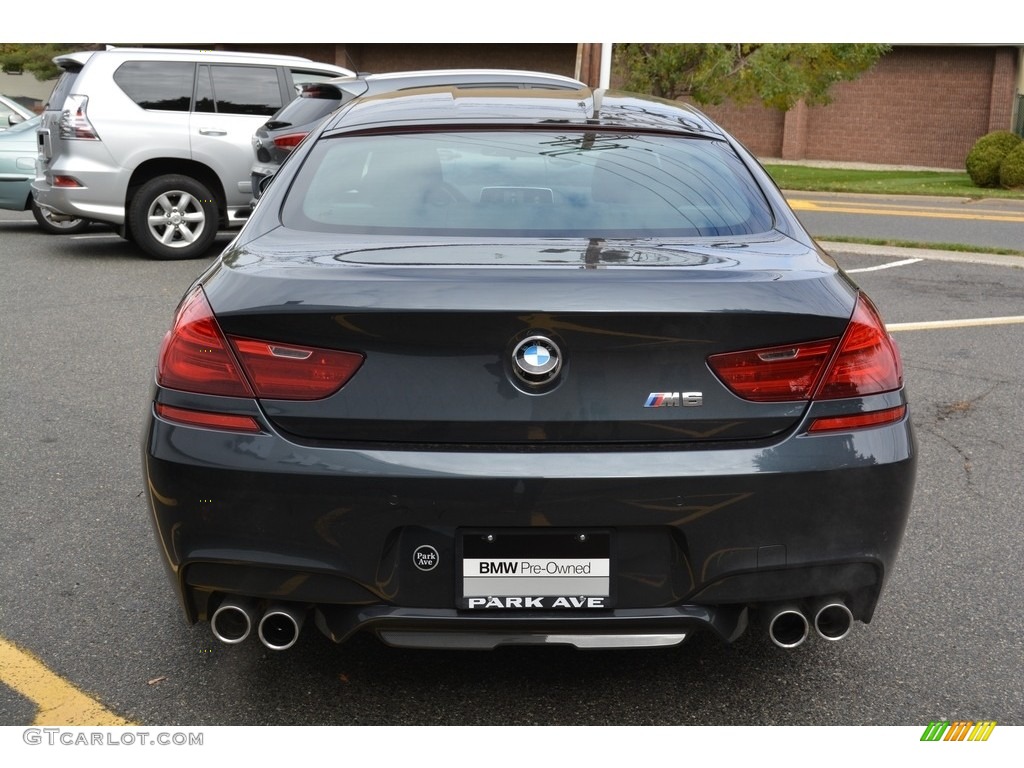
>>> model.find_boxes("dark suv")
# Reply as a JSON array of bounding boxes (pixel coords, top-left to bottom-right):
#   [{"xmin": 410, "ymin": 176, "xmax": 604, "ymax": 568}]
[
  {"xmin": 33, "ymin": 47, "xmax": 352, "ymax": 259},
  {"xmin": 250, "ymin": 69, "xmax": 586, "ymax": 199}
]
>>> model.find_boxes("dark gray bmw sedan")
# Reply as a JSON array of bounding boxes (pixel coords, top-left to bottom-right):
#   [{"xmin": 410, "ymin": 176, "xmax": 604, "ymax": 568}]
[{"xmin": 143, "ymin": 85, "xmax": 916, "ymax": 652}]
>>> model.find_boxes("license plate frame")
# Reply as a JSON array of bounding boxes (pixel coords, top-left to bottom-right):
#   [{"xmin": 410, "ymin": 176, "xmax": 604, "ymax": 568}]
[{"xmin": 458, "ymin": 529, "xmax": 613, "ymax": 610}]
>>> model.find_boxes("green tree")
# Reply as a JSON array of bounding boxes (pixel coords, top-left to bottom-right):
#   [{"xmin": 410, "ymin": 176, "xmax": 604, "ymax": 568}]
[
  {"xmin": 0, "ymin": 44, "xmax": 100, "ymax": 80},
  {"xmin": 614, "ymin": 44, "xmax": 890, "ymax": 110}
]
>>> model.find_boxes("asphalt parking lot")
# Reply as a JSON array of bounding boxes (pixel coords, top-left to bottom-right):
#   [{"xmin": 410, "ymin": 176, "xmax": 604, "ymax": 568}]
[{"xmin": 1, "ymin": 211, "xmax": 1022, "ymax": 729}]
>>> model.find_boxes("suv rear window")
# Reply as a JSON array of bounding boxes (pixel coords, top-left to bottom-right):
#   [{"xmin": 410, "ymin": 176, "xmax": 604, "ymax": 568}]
[
  {"xmin": 283, "ymin": 130, "xmax": 775, "ymax": 238},
  {"xmin": 46, "ymin": 68, "xmax": 83, "ymax": 110},
  {"xmin": 114, "ymin": 61, "xmax": 195, "ymax": 111}
]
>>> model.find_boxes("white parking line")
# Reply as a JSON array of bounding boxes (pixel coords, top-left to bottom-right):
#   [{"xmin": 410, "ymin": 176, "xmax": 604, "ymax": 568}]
[
  {"xmin": 888, "ymin": 316, "xmax": 1024, "ymax": 332},
  {"xmin": 847, "ymin": 258, "xmax": 923, "ymax": 273}
]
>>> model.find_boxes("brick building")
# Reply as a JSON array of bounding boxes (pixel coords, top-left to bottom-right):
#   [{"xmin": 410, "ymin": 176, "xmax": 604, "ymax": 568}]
[{"xmin": 698, "ymin": 45, "xmax": 1023, "ymax": 170}]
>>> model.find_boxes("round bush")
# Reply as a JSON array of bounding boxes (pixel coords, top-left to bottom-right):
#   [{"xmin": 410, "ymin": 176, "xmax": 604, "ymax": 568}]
[
  {"xmin": 998, "ymin": 141, "xmax": 1024, "ymax": 189},
  {"xmin": 965, "ymin": 131, "xmax": 1021, "ymax": 187}
]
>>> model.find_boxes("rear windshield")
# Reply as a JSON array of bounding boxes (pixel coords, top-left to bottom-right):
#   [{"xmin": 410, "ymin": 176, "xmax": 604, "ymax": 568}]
[
  {"xmin": 281, "ymin": 130, "xmax": 774, "ymax": 238},
  {"xmin": 265, "ymin": 90, "xmax": 347, "ymax": 128},
  {"xmin": 45, "ymin": 69, "xmax": 82, "ymax": 110}
]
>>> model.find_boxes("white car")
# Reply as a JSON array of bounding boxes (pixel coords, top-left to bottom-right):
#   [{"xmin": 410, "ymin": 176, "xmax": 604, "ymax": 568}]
[{"xmin": 33, "ymin": 47, "xmax": 352, "ymax": 259}]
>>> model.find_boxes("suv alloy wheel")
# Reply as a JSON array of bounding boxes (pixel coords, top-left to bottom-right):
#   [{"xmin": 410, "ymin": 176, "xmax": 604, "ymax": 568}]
[{"xmin": 129, "ymin": 175, "xmax": 219, "ymax": 260}]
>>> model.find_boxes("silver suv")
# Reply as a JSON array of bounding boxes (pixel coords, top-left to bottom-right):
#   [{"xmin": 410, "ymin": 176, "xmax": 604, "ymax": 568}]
[{"xmin": 33, "ymin": 47, "xmax": 352, "ymax": 259}]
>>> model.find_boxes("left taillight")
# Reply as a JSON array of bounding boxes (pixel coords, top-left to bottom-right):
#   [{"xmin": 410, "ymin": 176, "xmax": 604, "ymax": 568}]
[
  {"xmin": 228, "ymin": 337, "xmax": 364, "ymax": 400},
  {"xmin": 157, "ymin": 286, "xmax": 254, "ymax": 398},
  {"xmin": 58, "ymin": 95, "xmax": 99, "ymax": 140},
  {"xmin": 157, "ymin": 285, "xmax": 364, "ymax": 401}
]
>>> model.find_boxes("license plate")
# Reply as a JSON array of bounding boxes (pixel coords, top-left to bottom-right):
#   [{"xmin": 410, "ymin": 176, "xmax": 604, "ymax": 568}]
[{"xmin": 459, "ymin": 530, "xmax": 611, "ymax": 609}]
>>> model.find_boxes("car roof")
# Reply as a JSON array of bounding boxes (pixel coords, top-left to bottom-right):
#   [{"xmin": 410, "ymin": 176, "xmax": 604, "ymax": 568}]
[
  {"xmin": 315, "ymin": 69, "xmax": 585, "ymax": 90},
  {"xmin": 53, "ymin": 48, "xmax": 354, "ymax": 76},
  {"xmin": 320, "ymin": 86, "xmax": 725, "ymax": 138},
  {"xmin": 361, "ymin": 69, "xmax": 585, "ymax": 89},
  {"xmin": 292, "ymin": 69, "xmax": 588, "ymax": 107}
]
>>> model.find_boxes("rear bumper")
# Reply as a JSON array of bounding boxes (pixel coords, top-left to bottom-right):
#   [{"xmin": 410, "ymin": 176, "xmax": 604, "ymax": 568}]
[
  {"xmin": 32, "ymin": 171, "xmax": 126, "ymax": 224},
  {"xmin": 143, "ymin": 389, "xmax": 916, "ymax": 647}
]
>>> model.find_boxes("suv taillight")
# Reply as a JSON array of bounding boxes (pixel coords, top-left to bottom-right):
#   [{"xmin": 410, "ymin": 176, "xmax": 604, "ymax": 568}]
[
  {"xmin": 273, "ymin": 132, "xmax": 309, "ymax": 150},
  {"xmin": 58, "ymin": 95, "xmax": 99, "ymax": 141},
  {"xmin": 157, "ymin": 286, "xmax": 364, "ymax": 401}
]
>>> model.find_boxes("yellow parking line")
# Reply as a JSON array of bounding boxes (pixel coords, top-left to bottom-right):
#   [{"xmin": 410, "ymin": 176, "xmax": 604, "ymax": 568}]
[
  {"xmin": 789, "ymin": 198, "xmax": 1024, "ymax": 223},
  {"xmin": 0, "ymin": 636, "xmax": 134, "ymax": 725}
]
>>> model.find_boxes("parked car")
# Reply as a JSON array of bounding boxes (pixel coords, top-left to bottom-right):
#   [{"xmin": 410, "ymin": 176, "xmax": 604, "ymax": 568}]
[
  {"xmin": 250, "ymin": 69, "xmax": 587, "ymax": 199},
  {"xmin": 0, "ymin": 114, "xmax": 90, "ymax": 233},
  {"xmin": 33, "ymin": 47, "xmax": 353, "ymax": 260},
  {"xmin": 144, "ymin": 85, "xmax": 916, "ymax": 653},
  {"xmin": 0, "ymin": 93, "xmax": 33, "ymax": 129}
]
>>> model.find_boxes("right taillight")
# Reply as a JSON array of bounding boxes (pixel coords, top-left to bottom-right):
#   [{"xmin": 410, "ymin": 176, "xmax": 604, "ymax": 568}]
[
  {"xmin": 811, "ymin": 294, "xmax": 902, "ymax": 400},
  {"xmin": 706, "ymin": 338, "xmax": 838, "ymax": 402},
  {"xmin": 708, "ymin": 293, "xmax": 905, "ymax": 430}
]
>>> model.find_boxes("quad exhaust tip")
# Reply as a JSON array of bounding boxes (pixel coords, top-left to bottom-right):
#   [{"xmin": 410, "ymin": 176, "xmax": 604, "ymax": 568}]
[
  {"xmin": 258, "ymin": 603, "xmax": 306, "ymax": 651},
  {"xmin": 210, "ymin": 598, "xmax": 257, "ymax": 644},
  {"xmin": 767, "ymin": 606, "xmax": 810, "ymax": 649},
  {"xmin": 813, "ymin": 601, "xmax": 854, "ymax": 641}
]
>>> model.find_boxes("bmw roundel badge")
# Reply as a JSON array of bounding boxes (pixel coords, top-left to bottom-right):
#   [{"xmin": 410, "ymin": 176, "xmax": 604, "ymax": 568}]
[{"xmin": 512, "ymin": 335, "xmax": 562, "ymax": 385}]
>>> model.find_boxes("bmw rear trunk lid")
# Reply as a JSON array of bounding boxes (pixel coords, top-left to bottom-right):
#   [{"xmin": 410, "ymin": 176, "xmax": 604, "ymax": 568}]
[{"xmin": 197, "ymin": 232, "xmax": 857, "ymax": 446}]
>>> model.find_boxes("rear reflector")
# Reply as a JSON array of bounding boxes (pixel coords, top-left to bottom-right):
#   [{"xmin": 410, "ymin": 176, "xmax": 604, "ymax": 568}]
[
  {"xmin": 155, "ymin": 404, "xmax": 262, "ymax": 433},
  {"xmin": 808, "ymin": 405, "xmax": 907, "ymax": 433}
]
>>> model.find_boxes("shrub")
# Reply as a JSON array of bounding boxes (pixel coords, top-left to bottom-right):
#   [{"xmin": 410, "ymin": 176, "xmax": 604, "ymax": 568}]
[
  {"xmin": 998, "ymin": 141, "xmax": 1024, "ymax": 189},
  {"xmin": 965, "ymin": 131, "xmax": 1021, "ymax": 187}
]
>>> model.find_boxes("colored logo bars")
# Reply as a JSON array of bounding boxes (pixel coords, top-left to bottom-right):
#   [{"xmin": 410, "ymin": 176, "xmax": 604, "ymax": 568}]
[{"xmin": 920, "ymin": 721, "xmax": 997, "ymax": 742}]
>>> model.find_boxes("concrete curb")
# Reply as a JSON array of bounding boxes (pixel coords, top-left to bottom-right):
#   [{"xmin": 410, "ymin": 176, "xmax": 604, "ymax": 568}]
[{"xmin": 818, "ymin": 240, "xmax": 1024, "ymax": 270}]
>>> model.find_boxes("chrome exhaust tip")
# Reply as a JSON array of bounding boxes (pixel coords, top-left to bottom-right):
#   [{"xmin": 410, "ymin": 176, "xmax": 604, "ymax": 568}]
[
  {"xmin": 767, "ymin": 606, "xmax": 809, "ymax": 649},
  {"xmin": 258, "ymin": 603, "xmax": 306, "ymax": 651},
  {"xmin": 813, "ymin": 601, "xmax": 854, "ymax": 641},
  {"xmin": 211, "ymin": 597, "xmax": 257, "ymax": 644}
]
